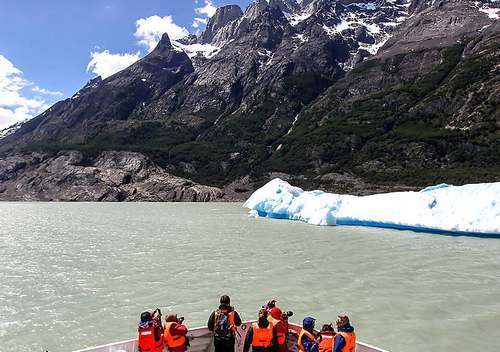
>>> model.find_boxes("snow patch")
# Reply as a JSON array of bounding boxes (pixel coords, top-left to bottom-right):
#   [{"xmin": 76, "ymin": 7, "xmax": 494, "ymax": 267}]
[
  {"xmin": 479, "ymin": 7, "xmax": 500, "ymax": 19},
  {"xmin": 244, "ymin": 179, "xmax": 500, "ymax": 235},
  {"xmin": 172, "ymin": 42, "xmax": 220, "ymax": 59}
]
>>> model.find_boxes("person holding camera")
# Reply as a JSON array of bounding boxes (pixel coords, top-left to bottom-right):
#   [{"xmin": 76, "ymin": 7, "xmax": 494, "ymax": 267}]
[
  {"xmin": 243, "ymin": 308, "xmax": 279, "ymax": 352},
  {"xmin": 138, "ymin": 309, "xmax": 164, "ymax": 352},
  {"xmin": 267, "ymin": 307, "xmax": 288, "ymax": 352},
  {"xmin": 163, "ymin": 314, "xmax": 189, "ymax": 352}
]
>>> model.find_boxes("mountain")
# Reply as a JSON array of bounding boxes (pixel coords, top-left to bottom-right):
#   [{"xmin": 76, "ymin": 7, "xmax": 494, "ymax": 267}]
[{"xmin": 0, "ymin": 0, "xmax": 499, "ymax": 201}]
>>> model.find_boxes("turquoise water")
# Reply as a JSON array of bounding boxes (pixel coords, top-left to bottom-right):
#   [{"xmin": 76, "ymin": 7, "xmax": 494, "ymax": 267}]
[{"xmin": 0, "ymin": 202, "xmax": 499, "ymax": 352}]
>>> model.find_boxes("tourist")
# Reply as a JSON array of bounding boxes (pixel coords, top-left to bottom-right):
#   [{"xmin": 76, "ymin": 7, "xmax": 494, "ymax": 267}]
[
  {"xmin": 207, "ymin": 295, "xmax": 242, "ymax": 352},
  {"xmin": 317, "ymin": 324, "xmax": 336, "ymax": 352},
  {"xmin": 267, "ymin": 307, "xmax": 288, "ymax": 352},
  {"xmin": 163, "ymin": 314, "xmax": 188, "ymax": 352},
  {"xmin": 298, "ymin": 317, "xmax": 318, "ymax": 352},
  {"xmin": 243, "ymin": 308, "xmax": 279, "ymax": 352},
  {"xmin": 138, "ymin": 309, "xmax": 164, "ymax": 352},
  {"xmin": 333, "ymin": 316, "xmax": 356, "ymax": 352}
]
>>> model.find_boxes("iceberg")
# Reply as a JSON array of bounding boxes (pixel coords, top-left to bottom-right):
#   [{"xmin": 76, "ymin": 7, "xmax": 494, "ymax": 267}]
[{"xmin": 243, "ymin": 178, "xmax": 500, "ymax": 236}]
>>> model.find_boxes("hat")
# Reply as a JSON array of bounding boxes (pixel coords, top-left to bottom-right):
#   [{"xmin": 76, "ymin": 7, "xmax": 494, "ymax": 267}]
[
  {"xmin": 303, "ymin": 316, "xmax": 316, "ymax": 330},
  {"xmin": 270, "ymin": 307, "xmax": 282, "ymax": 320}
]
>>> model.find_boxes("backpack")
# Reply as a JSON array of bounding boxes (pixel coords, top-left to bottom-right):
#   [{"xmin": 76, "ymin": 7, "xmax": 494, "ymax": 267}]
[{"xmin": 214, "ymin": 309, "xmax": 234, "ymax": 342}]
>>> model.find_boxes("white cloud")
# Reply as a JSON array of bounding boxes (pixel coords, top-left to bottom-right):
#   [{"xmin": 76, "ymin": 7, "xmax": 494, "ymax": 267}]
[
  {"xmin": 192, "ymin": 17, "xmax": 208, "ymax": 29},
  {"xmin": 32, "ymin": 85, "xmax": 63, "ymax": 96},
  {"xmin": 86, "ymin": 50, "xmax": 141, "ymax": 79},
  {"xmin": 195, "ymin": 0, "xmax": 217, "ymax": 18},
  {"xmin": 134, "ymin": 15, "xmax": 189, "ymax": 52},
  {"xmin": 0, "ymin": 54, "xmax": 55, "ymax": 130}
]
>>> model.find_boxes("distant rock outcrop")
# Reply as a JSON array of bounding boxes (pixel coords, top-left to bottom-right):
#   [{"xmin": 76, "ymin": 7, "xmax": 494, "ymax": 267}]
[{"xmin": 0, "ymin": 151, "xmax": 225, "ymax": 201}]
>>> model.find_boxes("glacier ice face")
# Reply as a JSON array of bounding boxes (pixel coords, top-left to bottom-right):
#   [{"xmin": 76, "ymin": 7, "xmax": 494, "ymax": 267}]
[{"xmin": 243, "ymin": 178, "xmax": 500, "ymax": 235}]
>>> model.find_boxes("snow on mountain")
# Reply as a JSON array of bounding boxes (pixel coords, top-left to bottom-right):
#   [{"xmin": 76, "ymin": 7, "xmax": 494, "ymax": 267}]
[
  {"xmin": 244, "ymin": 179, "xmax": 500, "ymax": 235},
  {"xmin": 0, "ymin": 120, "xmax": 26, "ymax": 140}
]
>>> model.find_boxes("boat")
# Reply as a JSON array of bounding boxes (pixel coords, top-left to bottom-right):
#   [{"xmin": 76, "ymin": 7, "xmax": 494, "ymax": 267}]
[{"xmin": 73, "ymin": 321, "xmax": 388, "ymax": 352}]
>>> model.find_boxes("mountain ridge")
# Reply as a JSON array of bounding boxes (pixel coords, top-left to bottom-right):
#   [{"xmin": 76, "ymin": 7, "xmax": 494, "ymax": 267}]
[{"xmin": 0, "ymin": 0, "xmax": 498, "ymax": 201}]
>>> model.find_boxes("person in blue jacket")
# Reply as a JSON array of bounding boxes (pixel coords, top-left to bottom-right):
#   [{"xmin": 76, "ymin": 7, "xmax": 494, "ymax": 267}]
[
  {"xmin": 298, "ymin": 316, "xmax": 318, "ymax": 352},
  {"xmin": 333, "ymin": 315, "xmax": 356, "ymax": 352}
]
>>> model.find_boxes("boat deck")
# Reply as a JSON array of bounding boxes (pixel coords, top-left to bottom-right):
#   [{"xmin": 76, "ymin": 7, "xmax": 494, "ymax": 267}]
[{"xmin": 73, "ymin": 321, "xmax": 388, "ymax": 352}]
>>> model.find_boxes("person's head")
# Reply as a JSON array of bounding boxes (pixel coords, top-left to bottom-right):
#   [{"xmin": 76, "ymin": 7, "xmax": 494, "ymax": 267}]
[
  {"xmin": 303, "ymin": 316, "xmax": 316, "ymax": 331},
  {"xmin": 141, "ymin": 311, "xmax": 152, "ymax": 323},
  {"xmin": 166, "ymin": 314, "xmax": 178, "ymax": 323},
  {"xmin": 220, "ymin": 295, "xmax": 230, "ymax": 305},
  {"xmin": 258, "ymin": 308, "xmax": 268, "ymax": 319},
  {"xmin": 321, "ymin": 324, "xmax": 334, "ymax": 333},
  {"xmin": 270, "ymin": 307, "xmax": 282, "ymax": 320},
  {"xmin": 336, "ymin": 315, "xmax": 350, "ymax": 328}
]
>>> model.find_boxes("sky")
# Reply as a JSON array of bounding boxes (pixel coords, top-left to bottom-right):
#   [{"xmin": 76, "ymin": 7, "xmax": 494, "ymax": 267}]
[{"xmin": 0, "ymin": 0, "xmax": 252, "ymax": 129}]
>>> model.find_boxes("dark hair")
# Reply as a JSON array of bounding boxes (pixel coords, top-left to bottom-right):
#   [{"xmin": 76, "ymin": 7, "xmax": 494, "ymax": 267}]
[
  {"xmin": 220, "ymin": 295, "xmax": 230, "ymax": 305},
  {"xmin": 141, "ymin": 311, "xmax": 152, "ymax": 323},
  {"xmin": 321, "ymin": 324, "xmax": 334, "ymax": 332}
]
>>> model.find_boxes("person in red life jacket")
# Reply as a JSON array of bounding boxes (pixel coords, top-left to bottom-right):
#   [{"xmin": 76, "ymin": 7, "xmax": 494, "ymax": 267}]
[
  {"xmin": 243, "ymin": 308, "xmax": 279, "ymax": 352},
  {"xmin": 163, "ymin": 314, "xmax": 189, "ymax": 352},
  {"xmin": 207, "ymin": 295, "xmax": 242, "ymax": 352},
  {"xmin": 333, "ymin": 316, "xmax": 356, "ymax": 352},
  {"xmin": 298, "ymin": 317, "xmax": 318, "ymax": 352},
  {"xmin": 317, "ymin": 324, "xmax": 336, "ymax": 352},
  {"xmin": 138, "ymin": 309, "xmax": 164, "ymax": 352},
  {"xmin": 267, "ymin": 307, "xmax": 288, "ymax": 352}
]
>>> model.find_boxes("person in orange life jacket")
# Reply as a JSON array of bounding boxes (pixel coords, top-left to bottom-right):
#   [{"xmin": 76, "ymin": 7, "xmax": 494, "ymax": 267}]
[
  {"xmin": 267, "ymin": 307, "xmax": 288, "ymax": 352},
  {"xmin": 138, "ymin": 310, "xmax": 164, "ymax": 352},
  {"xmin": 298, "ymin": 317, "xmax": 318, "ymax": 352},
  {"xmin": 317, "ymin": 324, "xmax": 336, "ymax": 352},
  {"xmin": 163, "ymin": 314, "xmax": 189, "ymax": 352},
  {"xmin": 207, "ymin": 295, "xmax": 242, "ymax": 352},
  {"xmin": 243, "ymin": 309, "xmax": 279, "ymax": 352},
  {"xmin": 333, "ymin": 316, "xmax": 356, "ymax": 352}
]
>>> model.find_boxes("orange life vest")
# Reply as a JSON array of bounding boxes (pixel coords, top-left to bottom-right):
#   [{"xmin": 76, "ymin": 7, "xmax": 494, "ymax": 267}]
[
  {"xmin": 318, "ymin": 333, "xmax": 335, "ymax": 352},
  {"xmin": 268, "ymin": 316, "xmax": 286, "ymax": 345},
  {"xmin": 251, "ymin": 322, "xmax": 274, "ymax": 348},
  {"xmin": 163, "ymin": 322, "xmax": 187, "ymax": 348},
  {"xmin": 298, "ymin": 328, "xmax": 316, "ymax": 352},
  {"xmin": 138, "ymin": 325, "xmax": 164, "ymax": 352},
  {"xmin": 335, "ymin": 331, "xmax": 356, "ymax": 352}
]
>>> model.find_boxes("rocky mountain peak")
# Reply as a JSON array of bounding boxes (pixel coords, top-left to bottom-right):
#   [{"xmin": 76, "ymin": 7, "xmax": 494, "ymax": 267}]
[
  {"xmin": 151, "ymin": 33, "xmax": 174, "ymax": 55},
  {"xmin": 200, "ymin": 5, "xmax": 243, "ymax": 44}
]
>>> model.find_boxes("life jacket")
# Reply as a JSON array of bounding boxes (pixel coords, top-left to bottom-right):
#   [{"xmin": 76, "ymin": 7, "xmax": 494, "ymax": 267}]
[
  {"xmin": 268, "ymin": 316, "xmax": 286, "ymax": 345},
  {"xmin": 335, "ymin": 331, "xmax": 356, "ymax": 352},
  {"xmin": 317, "ymin": 332, "xmax": 335, "ymax": 352},
  {"xmin": 298, "ymin": 328, "xmax": 316, "ymax": 352},
  {"xmin": 163, "ymin": 322, "xmax": 187, "ymax": 349},
  {"xmin": 251, "ymin": 322, "xmax": 274, "ymax": 348},
  {"xmin": 214, "ymin": 309, "xmax": 236, "ymax": 341},
  {"xmin": 138, "ymin": 325, "xmax": 164, "ymax": 352}
]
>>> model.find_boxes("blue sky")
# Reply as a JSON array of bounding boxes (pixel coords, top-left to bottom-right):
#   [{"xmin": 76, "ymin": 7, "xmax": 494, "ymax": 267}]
[{"xmin": 0, "ymin": 0, "xmax": 251, "ymax": 129}]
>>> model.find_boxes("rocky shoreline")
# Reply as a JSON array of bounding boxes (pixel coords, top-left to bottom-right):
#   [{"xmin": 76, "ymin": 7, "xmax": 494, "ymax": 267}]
[{"xmin": 0, "ymin": 151, "xmax": 227, "ymax": 202}]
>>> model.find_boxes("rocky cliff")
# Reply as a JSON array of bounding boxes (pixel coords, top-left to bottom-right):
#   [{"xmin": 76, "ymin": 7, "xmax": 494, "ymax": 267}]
[
  {"xmin": 0, "ymin": 0, "xmax": 498, "ymax": 201},
  {"xmin": 0, "ymin": 151, "xmax": 224, "ymax": 201}
]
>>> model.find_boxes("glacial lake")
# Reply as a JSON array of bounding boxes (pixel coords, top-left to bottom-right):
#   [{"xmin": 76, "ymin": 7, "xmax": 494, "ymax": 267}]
[{"xmin": 1, "ymin": 202, "xmax": 499, "ymax": 352}]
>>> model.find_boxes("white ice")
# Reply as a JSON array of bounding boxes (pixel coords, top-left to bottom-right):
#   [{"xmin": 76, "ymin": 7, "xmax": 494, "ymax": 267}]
[{"xmin": 243, "ymin": 178, "xmax": 500, "ymax": 235}]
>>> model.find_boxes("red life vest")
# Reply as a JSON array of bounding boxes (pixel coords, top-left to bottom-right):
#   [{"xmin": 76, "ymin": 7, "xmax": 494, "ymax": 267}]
[
  {"xmin": 318, "ymin": 333, "xmax": 335, "ymax": 352},
  {"xmin": 138, "ymin": 325, "xmax": 164, "ymax": 352},
  {"xmin": 268, "ymin": 316, "xmax": 286, "ymax": 345},
  {"xmin": 163, "ymin": 322, "xmax": 187, "ymax": 348},
  {"xmin": 252, "ymin": 322, "xmax": 274, "ymax": 348},
  {"xmin": 298, "ymin": 328, "xmax": 316, "ymax": 352},
  {"xmin": 335, "ymin": 331, "xmax": 356, "ymax": 352}
]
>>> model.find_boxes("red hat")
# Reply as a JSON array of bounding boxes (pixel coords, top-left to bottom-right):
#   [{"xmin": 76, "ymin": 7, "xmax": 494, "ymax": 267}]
[{"xmin": 270, "ymin": 307, "xmax": 282, "ymax": 320}]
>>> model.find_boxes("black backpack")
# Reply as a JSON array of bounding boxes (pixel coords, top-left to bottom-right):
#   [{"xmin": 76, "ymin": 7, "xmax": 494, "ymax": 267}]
[{"xmin": 214, "ymin": 309, "xmax": 233, "ymax": 341}]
